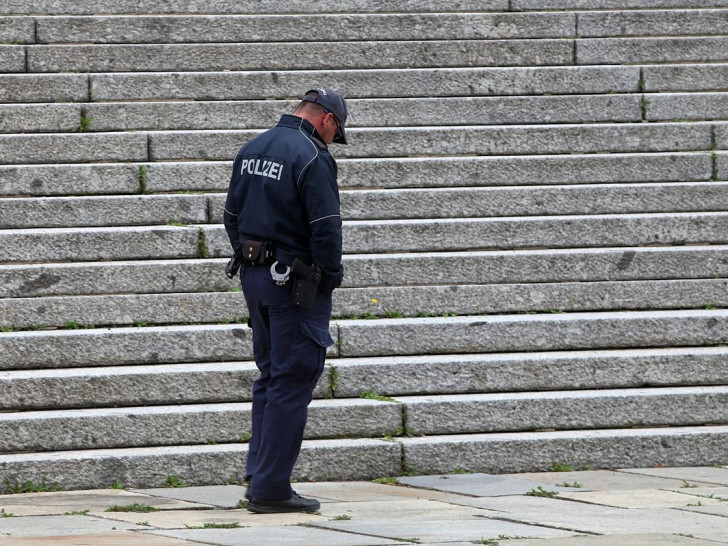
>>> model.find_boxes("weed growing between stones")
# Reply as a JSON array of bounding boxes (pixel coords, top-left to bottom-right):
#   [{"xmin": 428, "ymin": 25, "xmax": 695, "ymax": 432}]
[
  {"xmin": 235, "ymin": 499, "xmax": 248, "ymax": 508},
  {"xmin": 64, "ymin": 510, "xmax": 89, "ymax": 515},
  {"xmin": 556, "ymin": 481, "xmax": 583, "ymax": 488},
  {"xmin": 681, "ymin": 480, "xmax": 699, "ymax": 488},
  {"xmin": 2, "ymin": 478, "xmax": 63, "ymax": 494},
  {"xmin": 105, "ymin": 503, "xmax": 160, "ymax": 513},
  {"xmin": 185, "ymin": 522, "xmax": 241, "ymax": 529},
  {"xmin": 205, "ymin": 438, "xmax": 218, "ymax": 445},
  {"xmin": 109, "ymin": 480, "xmax": 124, "ymax": 489},
  {"xmin": 240, "ymin": 432, "xmax": 251, "ymax": 443},
  {"xmin": 372, "ymin": 477, "xmax": 398, "ymax": 485},
  {"xmin": 138, "ymin": 165, "xmax": 149, "ymax": 194},
  {"xmin": 333, "ymin": 514, "xmax": 352, "ymax": 520},
  {"xmin": 197, "ymin": 227, "xmax": 209, "ymax": 258},
  {"xmin": 326, "ymin": 363, "xmax": 339, "ymax": 398},
  {"xmin": 63, "ymin": 321, "xmax": 94, "ymax": 330},
  {"xmin": 77, "ymin": 115, "xmax": 92, "ymax": 132},
  {"xmin": 136, "ymin": 521, "xmax": 151, "ymax": 526},
  {"xmin": 162, "ymin": 475, "xmax": 187, "ymax": 488},
  {"xmin": 526, "ymin": 486, "xmax": 559, "ymax": 498},
  {"xmin": 548, "ymin": 462, "xmax": 574, "ymax": 472},
  {"xmin": 360, "ymin": 389, "xmax": 396, "ymax": 403},
  {"xmin": 0, "ymin": 509, "xmax": 14, "ymax": 517}
]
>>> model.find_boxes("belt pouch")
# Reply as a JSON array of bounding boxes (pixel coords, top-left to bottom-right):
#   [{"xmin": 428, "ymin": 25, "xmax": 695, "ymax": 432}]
[
  {"xmin": 242, "ymin": 239, "xmax": 271, "ymax": 266},
  {"xmin": 291, "ymin": 258, "xmax": 322, "ymax": 309}
]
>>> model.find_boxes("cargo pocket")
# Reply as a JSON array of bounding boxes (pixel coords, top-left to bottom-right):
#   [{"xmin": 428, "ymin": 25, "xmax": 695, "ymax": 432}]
[{"xmin": 299, "ymin": 322, "xmax": 334, "ymax": 386}]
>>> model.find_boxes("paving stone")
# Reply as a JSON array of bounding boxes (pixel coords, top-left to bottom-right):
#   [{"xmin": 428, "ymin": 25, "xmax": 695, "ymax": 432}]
[
  {"xmin": 502, "ymin": 534, "xmax": 719, "ymax": 546},
  {"xmin": 0, "ymin": 46, "xmax": 25, "ymax": 73},
  {"xmin": 619, "ymin": 467, "xmax": 728, "ymax": 486},
  {"xmin": 0, "ymin": 489, "xmax": 211, "ymax": 516},
  {"xmin": 0, "ymin": 133, "xmax": 148, "ymax": 165},
  {"xmin": 291, "ymin": 481, "xmax": 468, "ymax": 503},
  {"xmin": 0, "ymin": 104, "xmax": 81, "ymax": 134},
  {"xmin": 309, "ymin": 517, "xmax": 574, "ymax": 543},
  {"xmin": 0, "ymin": 74, "xmax": 88, "ymax": 103},
  {"xmin": 397, "ymin": 473, "xmax": 583, "ymax": 497},
  {"xmin": 579, "ymin": 37, "xmax": 728, "ymax": 65},
  {"xmin": 337, "ymin": 310, "xmax": 728, "ymax": 357},
  {"xmin": 647, "ymin": 93, "xmax": 728, "ymax": 121},
  {"xmin": 579, "ymin": 9, "xmax": 728, "ymax": 37},
  {"xmin": 679, "ymin": 500, "xmax": 728, "ymax": 518},
  {"xmin": 509, "ymin": 470, "xmax": 719, "ymax": 491},
  {"xmin": 29, "ymin": 40, "xmax": 572, "ymax": 73},
  {"xmin": 0, "ymin": 515, "xmax": 145, "ymax": 536},
  {"xmin": 669, "ymin": 486, "xmax": 728, "ymax": 500},
  {"xmin": 147, "ymin": 526, "xmax": 402, "ymax": 545},
  {"xmin": 447, "ymin": 495, "xmax": 728, "ymax": 543},
  {"xmin": 93, "ymin": 507, "xmax": 322, "ymax": 528},
  {"xmin": 37, "ymin": 13, "xmax": 574, "ymax": 43},
  {"xmin": 0, "ymin": 533, "xmax": 203, "ymax": 545},
  {"xmin": 0, "ymin": 0, "xmax": 499, "ymax": 15},
  {"xmin": 330, "ymin": 347, "xmax": 728, "ymax": 398},
  {"xmin": 400, "ymin": 427, "xmax": 728, "ymax": 475},
  {"xmin": 91, "ymin": 66, "xmax": 639, "ymax": 101},
  {"xmin": 643, "ymin": 64, "xmax": 728, "ymax": 92},
  {"xmin": 0, "ymin": 17, "xmax": 35, "ymax": 44},
  {"xmin": 0, "ymin": 164, "xmax": 139, "ymax": 197},
  {"xmin": 557, "ymin": 488, "xmax": 725, "ymax": 508},
  {"xmin": 149, "ymin": 124, "xmax": 712, "ymax": 161},
  {"xmin": 314, "ymin": 498, "xmax": 490, "ymax": 521},
  {"xmin": 132, "ymin": 485, "xmax": 248, "ymax": 508}
]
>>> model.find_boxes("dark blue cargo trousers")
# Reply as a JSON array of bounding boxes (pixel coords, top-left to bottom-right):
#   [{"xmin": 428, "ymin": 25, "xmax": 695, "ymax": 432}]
[{"xmin": 241, "ymin": 263, "xmax": 334, "ymax": 501}]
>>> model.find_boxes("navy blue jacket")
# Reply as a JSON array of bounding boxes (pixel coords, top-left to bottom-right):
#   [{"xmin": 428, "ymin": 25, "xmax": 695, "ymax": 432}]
[{"xmin": 224, "ymin": 114, "xmax": 344, "ymax": 292}]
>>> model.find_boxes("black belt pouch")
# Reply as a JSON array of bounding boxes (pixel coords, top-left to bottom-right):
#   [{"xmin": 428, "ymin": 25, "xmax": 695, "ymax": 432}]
[
  {"xmin": 242, "ymin": 239, "xmax": 272, "ymax": 266},
  {"xmin": 291, "ymin": 259, "xmax": 322, "ymax": 309}
]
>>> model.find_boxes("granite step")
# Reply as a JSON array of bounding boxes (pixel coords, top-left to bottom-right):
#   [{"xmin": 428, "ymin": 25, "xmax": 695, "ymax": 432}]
[
  {"xmin": 0, "ymin": 133, "xmax": 148, "ymax": 165},
  {"xmin": 27, "ymin": 40, "xmax": 574, "ymax": 73},
  {"xmin": 643, "ymin": 64, "xmax": 728, "ymax": 92},
  {"xmin": 513, "ymin": 1, "xmax": 728, "ymax": 10},
  {"xmin": 2, "ymin": 245, "xmax": 726, "ymax": 298},
  {"xmin": 646, "ymin": 93, "xmax": 728, "ymax": 122},
  {"xmin": 398, "ymin": 386, "xmax": 728, "ymax": 435},
  {"xmin": 2, "ymin": 277, "xmax": 728, "ymax": 330},
  {"xmin": 0, "ymin": 17, "xmax": 34, "ymax": 44},
  {"xmin": 0, "ymin": 398, "xmax": 401, "ymax": 452},
  {"xmin": 0, "ymin": 438, "xmax": 402, "ymax": 491},
  {"xmin": 34, "ymin": 13, "xmax": 575, "ymax": 44},
  {"xmin": 577, "ymin": 37, "xmax": 728, "ymax": 65},
  {"xmin": 0, "ymin": 103, "xmax": 81, "ymax": 134},
  {"xmin": 2, "ymin": 309, "xmax": 727, "ymax": 370},
  {"xmin": 0, "ymin": 45, "xmax": 27, "ymax": 73},
  {"xmin": 1, "ymin": 152, "xmax": 715, "ymax": 196},
  {"xmin": 0, "ymin": 74, "xmax": 88, "ymax": 103},
  {"xmin": 90, "ymin": 66, "xmax": 640, "ymax": 101},
  {"xmin": 579, "ymin": 8, "xmax": 728, "ymax": 37}
]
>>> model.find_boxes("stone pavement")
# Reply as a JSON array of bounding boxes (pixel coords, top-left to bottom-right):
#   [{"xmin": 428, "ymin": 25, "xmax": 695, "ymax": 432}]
[{"xmin": 0, "ymin": 467, "xmax": 727, "ymax": 545}]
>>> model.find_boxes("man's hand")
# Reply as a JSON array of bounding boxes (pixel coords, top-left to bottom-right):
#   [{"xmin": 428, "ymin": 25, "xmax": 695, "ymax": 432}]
[{"xmin": 225, "ymin": 249, "xmax": 243, "ymax": 279}]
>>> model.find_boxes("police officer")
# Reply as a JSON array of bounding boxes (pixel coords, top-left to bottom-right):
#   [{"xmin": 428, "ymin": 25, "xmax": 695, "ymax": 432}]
[{"xmin": 223, "ymin": 89, "xmax": 347, "ymax": 514}]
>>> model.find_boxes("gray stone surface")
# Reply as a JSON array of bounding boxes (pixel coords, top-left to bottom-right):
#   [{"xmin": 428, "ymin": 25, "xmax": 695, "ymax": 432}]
[
  {"xmin": 511, "ymin": 469, "xmax": 719, "ymax": 491},
  {"xmin": 329, "ymin": 346, "xmax": 728, "ymax": 398},
  {"xmin": 515, "ymin": 0, "xmax": 728, "ymax": 8},
  {"xmin": 400, "ymin": 426, "xmax": 728, "ymax": 475},
  {"xmin": 578, "ymin": 37, "xmax": 728, "ymax": 65},
  {"xmin": 397, "ymin": 473, "xmax": 584, "ymax": 496},
  {"xmin": 148, "ymin": 526, "xmax": 401, "ymax": 545},
  {"xmin": 557, "ymin": 488, "xmax": 724, "ymax": 508},
  {"xmin": 0, "ymin": 104, "xmax": 81, "ymax": 134},
  {"xmin": 0, "ymin": 0, "xmax": 502, "ymax": 15},
  {"xmin": 91, "ymin": 66, "xmax": 639, "ymax": 101},
  {"xmin": 0, "ymin": 133, "xmax": 148, "ymax": 165},
  {"xmin": 88, "ymin": 95, "xmax": 641, "ymax": 132},
  {"xmin": 0, "ymin": 515, "xmax": 145, "ymax": 537},
  {"xmin": 0, "ymin": 17, "xmax": 34, "ymax": 44},
  {"xmin": 0, "ymin": 163, "xmax": 139, "ymax": 197},
  {"xmin": 29, "ymin": 40, "xmax": 572, "ymax": 73},
  {"xmin": 643, "ymin": 64, "xmax": 728, "ymax": 92},
  {"xmin": 0, "ymin": 226, "xmax": 199, "ymax": 263},
  {"xmin": 719, "ymin": 152, "xmax": 728, "ymax": 179},
  {"xmin": 133, "ymin": 485, "xmax": 248, "ymax": 508},
  {"xmin": 149, "ymin": 124, "xmax": 712, "ymax": 161},
  {"xmin": 0, "ymin": 362, "xmax": 263, "ymax": 410},
  {"xmin": 0, "ymin": 438, "xmax": 400, "ymax": 490},
  {"xmin": 647, "ymin": 93, "xmax": 728, "ymax": 121},
  {"xmin": 715, "ymin": 123, "xmax": 728, "ymax": 150},
  {"xmin": 37, "ymin": 13, "xmax": 574, "ymax": 43},
  {"xmin": 399, "ymin": 387, "xmax": 728, "ymax": 435},
  {"xmin": 336, "ymin": 309, "xmax": 728, "ymax": 357},
  {"xmin": 0, "ymin": 399, "xmax": 400, "ymax": 451},
  {"xmin": 619, "ymin": 467, "xmax": 728, "ymax": 485},
  {"xmin": 0, "ymin": 45, "xmax": 25, "ymax": 73},
  {"xmin": 503, "ymin": 535, "xmax": 719, "ymax": 546},
  {"xmin": 0, "ymin": 195, "xmax": 209, "ymax": 229},
  {"xmin": 333, "ymin": 278, "xmax": 728, "ymax": 318},
  {"xmin": 0, "ymin": 74, "xmax": 88, "ymax": 103},
  {"xmin": 579, "ymin": 9, "xmax": 728, "ymax": 37}
]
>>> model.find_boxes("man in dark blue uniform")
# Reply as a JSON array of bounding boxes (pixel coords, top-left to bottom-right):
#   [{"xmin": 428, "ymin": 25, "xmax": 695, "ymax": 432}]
[{"xmin": 223, "ymin": 89, "xmax": 347, "ymax": 514}]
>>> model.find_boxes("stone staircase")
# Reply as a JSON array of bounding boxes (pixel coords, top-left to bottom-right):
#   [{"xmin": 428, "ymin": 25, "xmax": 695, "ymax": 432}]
[{"xmin": 1, "ymin": 1, "xmax": 728, "ymax": 491}]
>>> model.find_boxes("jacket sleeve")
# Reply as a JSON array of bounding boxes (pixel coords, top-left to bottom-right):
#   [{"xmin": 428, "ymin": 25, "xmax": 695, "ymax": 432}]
[
  {"xmin": 223, "ymin": 159, "xmax": 241, "ymax": 254},
  {"xmin": 300, "ymin": 154, "xmax": 344, "ymax": 293}
]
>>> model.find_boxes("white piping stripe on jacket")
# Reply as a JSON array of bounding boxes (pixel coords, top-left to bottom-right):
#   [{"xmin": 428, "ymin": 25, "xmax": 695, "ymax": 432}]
[
  {"xmin": 310, "ymin": 214, "xmax": 341, "ymax": 225},
  {"xmin": 297, "ymin": 117, "xmax": 319, "ymax": 190},
  {"xmin": 224, "ymin": 207, "xmax": 237, "ymax": 216}
]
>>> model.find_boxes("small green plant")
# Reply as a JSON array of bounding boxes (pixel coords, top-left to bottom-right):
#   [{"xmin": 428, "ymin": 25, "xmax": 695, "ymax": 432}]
[
  {"xmin": 162, "ymin": 475, "xmax": 187, "ymax": 488},
  {"xmin": 228, "ymin": 285, "xmax": 242, "ymax": 292},
  {"xmin": 240, "ymin": 432, "xmax": 251, "ymax": 443},
  {"xmin": 548, "ymin": 462, "xmax": 574, "ymax": 472},
  {"xmin": 0, "ymin": 327, "xmax": 13, "ymax": 332},
  {"xmin": 686, "ymin": 500, "xmax": 703, "ymax": 507},
  {"xmin": 382, "ymin": 311, "xmax": 404, "ymax": 319},
  {"xmin": 197, "ymin": 228, "xmax": 209, "ymax": 258},
  {"xmin": 105, "ymin": 503, "xmax": 159, "ymax": 513},
  {"xmin": 134, "ymin": 321, "xmax": 148, "ymax": 327},
  {"xmin": 681, "ymin": 480, "xmax": 699, "ymax": 488},
  {"xmin": 235, "ymin": 499, "xmax": 248, "ymax": 509},
  {"xmin": 64, "ymin": 510, "xmax": 89, "ymax": 515},
  {"xmin": 403, "ymin": 463, "xmax": 419, "ymax": 477},
  {"xmin": 167, "ymin": 220, "xmax": 189, "ymax": 227},
  {"xmin": 185, "ymin": 522, "xmax": 241, "ymax": 529},
  {"xmin": 581, "ymin": 464, "xmax": 595, "ymax": 471},
  {"xmin": 556, "ymin": 481, "xmax": 583, "ymax": 488},
  {"xmin": 0, "ymin": 509, "xmax": 14, "ymax": 517},
  {"xmin": 372, "ymin": 476, "xmax": 398, "ymax": 485},
  {"xmin": 205, "ymin": 438, "xmax": 218, "ymax": 445},
  {"xmin": 640, "ymin": 96, "xmax": 651, "ymax": 118},
  {"xmin": 2, "ymin": 478, "xmax": 63, "ymax": 494},
  {"xmin": 63, "ymin": 321, "xmax": 94, "ymax": 330},
  {"xmin": 136, "ymin": 521, "xmax": 151, "ymax": 526},
  {"xmin": 526, "ymin": 486, "xmax": 559, "ymax": 498},
  {"xmin": 109, "ymin": 479, "xmax": 124, "ymax": 489},
  {"xmin": 138, "ymin": 165, "xmax": 149, "ymax": 194},
  {"xmin": 451, "ymin": 468, "xmax": 469, "ymax": 474},
  {"xmin": 360, "ymin": 389, "xmax": 396, "ymax": 403},
  {"xmin": 332, "ymin": 514, "xmax": 352, "ymax": 520},
  {"xmin": 395, "ymin": 426, "xmax": 415, "ymax": 437},
  {"xmin": 442, "ymin": 311, "xmax": 457, "ymax": 317},
  {"xmin": 326, "ymin": 363, "xmax": 339, "ymax": 398},
  {"xmin": 703, "ymin": 304, "xmax": 718, "ymax": 310},
  {"xmin": 78, "ymin": 115, "xmax": 92, "ymax": 132},
  {"xmin": 26, "ymin": 324, "xmax": 47, "ymax": 331}
]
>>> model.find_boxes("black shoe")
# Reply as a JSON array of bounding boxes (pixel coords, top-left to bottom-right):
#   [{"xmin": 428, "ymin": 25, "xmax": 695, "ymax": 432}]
[{"xmin": 246, "ymin": 492, "xmax": 320, "ymax": 514}]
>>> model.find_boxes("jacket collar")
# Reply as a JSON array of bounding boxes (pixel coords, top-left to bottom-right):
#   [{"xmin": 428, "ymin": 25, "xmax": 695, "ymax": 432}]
[{"xmin": 277, "ymin": 114, "xmax": 328, "ymax": 150}]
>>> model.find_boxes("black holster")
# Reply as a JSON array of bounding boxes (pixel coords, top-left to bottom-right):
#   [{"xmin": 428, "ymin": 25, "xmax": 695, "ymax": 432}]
[{"xmin": 291, "ymin": 258, "xmax": 322, "ymax": 309}]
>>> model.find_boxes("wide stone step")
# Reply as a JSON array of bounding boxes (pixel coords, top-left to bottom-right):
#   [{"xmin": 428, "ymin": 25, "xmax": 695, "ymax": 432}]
[
  {"xmin": 577, "ymin": 37, "xmax": 728, "ymax": 65},
  {"xmin": 1, "ymin": 152, "xmax": 714, "ymax": 196},
  {"xmin": 2, "ymin": 245, "xmax": 726, "ymax": 298},
  {"xmin": 90, "ymin": 66, "xmax": 640, "ymax": 101},
  {"xmin": 0, "ymin": 18, "xmax": 34, "ymax": 44},
  {"xmin": 0, "ymin": 103, "xmax": 80, "ymax": 134},
  {"xmin": 0, "ymin": 438, "xmax": 402, "ymax": 491},
  {"xmin": 579, "ymin": 9, "xmax": 728, "ymax": 37},
  {"xmin": 2, "ymin": 310, "xmax": 727, "ymax": 370},
  {"xmin": 513, "ymin": 1, "xmax": 728, "ymax": 10},
  {"xmin": 0, "ymin": 399, "xmax": 401, "ymax": 452},
  {"xmin": 399, "ymin": 387, "xmax": 728, "ymax": 435},
  {"xmin": 3, "ymin": 277, "xmax": 728, "ymax": 330},
  {"xmin": 0, "ymin": 74, "xmax": 88, "ymax": 103},
  {"xmin": 0, "ymin": 46, "xmax": 25, "ymax": 73},
  {"xmin": 643, "ymin": 64, "xmax": 728, "ymax": 92},
  {"xmin": 34, "ymin": 13, "xmax": 574, "ymax": 43},
  {"xmin": 647, "ymin": 92, "xmax": 728, "ymax": 122},
  {"xmin": 28, "ymin": 40, "xmax": 573, "ymax": 73},
  {"xmin": 400, "ymin": 425, "xmax": 728, "ymax": 475},
  {"xmin": 84, "ymin": 95, "xmax": 642, "ymax": 132},
  {"xmin": 0, "ymin": 0, "xmax": 499, "ymax": 15},
  {"xmin": 0, "ymin": 133, "xmax": 147, "ymax": 165},
  {"xmin": 147, "ymin": 124, "xmax": 715, "ymax": 161}
]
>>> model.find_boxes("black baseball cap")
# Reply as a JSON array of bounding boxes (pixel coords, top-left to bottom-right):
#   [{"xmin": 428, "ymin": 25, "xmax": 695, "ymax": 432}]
[{"xmin": 301, "ymin": 88, "xmax": 348, "ymax": 145}]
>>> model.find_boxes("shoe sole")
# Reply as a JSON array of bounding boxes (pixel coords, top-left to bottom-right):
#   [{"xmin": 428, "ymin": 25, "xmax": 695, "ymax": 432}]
[{"xmin": 246, "ymin": 503, "xmax": 320, "ymax": 514}]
